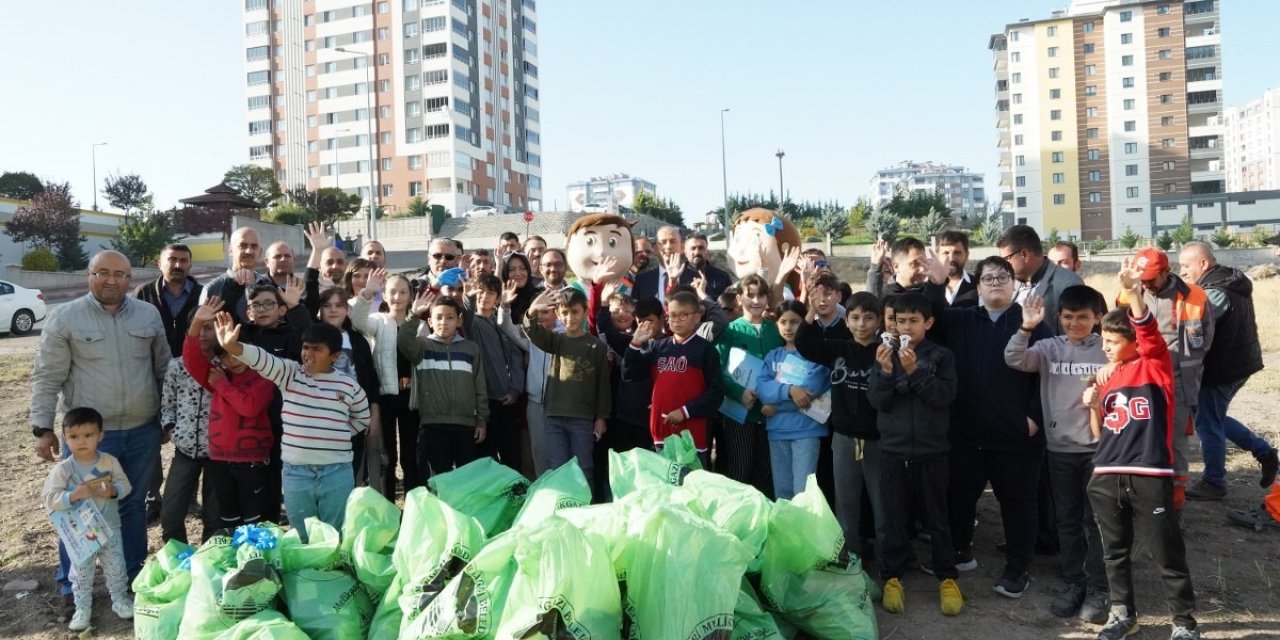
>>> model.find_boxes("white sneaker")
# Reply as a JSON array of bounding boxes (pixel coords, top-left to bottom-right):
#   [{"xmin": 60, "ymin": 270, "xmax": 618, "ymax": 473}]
[
  {"xmin": 68, "ymin": 607, "xmax": 91, "ymax": 631},
  {"xmin": 112, "ymin": 595, "xmax": 134, "ymax": 619}
]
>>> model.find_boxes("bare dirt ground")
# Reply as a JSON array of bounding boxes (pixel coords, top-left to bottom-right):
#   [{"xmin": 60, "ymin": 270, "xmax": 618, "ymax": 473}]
[{"xmin": 1, "ymin": 330, "xmax": 1279, "ymax": 638}]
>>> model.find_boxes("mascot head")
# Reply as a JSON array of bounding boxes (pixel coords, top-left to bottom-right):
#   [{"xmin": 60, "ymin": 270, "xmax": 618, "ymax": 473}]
[
  {"xmin": 565, "ymin": 213, "xmax": 634, "ymax": 284},
  {"xmin": 728, "ymin": 207, "xmax": 801, "ymax": 293}
]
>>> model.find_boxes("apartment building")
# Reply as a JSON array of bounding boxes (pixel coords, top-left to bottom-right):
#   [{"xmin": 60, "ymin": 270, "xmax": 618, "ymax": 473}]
[
  {"xmin": 565, "ymin": 173, "xmax": 657, "ymax": 212},
  {"xmin": 1224, "ymin": 86, "xmax": 1280, "ymax": 192},
  {"xmin": 242, "ymin": 0, "xmax": 543, "ymax": 219},
  {"xmin": 991, "ymin": 0, "xmax": 1223, "ymax": 239},
  {"xmin": 867, "ymin": 161, "xmax": 987, "ymax": 217}
]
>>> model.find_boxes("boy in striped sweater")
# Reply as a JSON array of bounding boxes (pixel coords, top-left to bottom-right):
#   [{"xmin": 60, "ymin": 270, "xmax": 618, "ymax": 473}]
[{"xmin": 212, "ymin": 312, "xmax": 370, "ymax": 543}]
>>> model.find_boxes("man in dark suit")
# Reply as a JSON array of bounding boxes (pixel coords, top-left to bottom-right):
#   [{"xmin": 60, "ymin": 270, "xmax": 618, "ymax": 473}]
[
  {"xmin": 632, "ymin": 225, "xmax": 697, "ymax": 302},
  {"xmin": 937, "ymin": 230, "xmax": 979, "ymax": 308},
  {"xmin": 684, "ymin": 232, "xmax": 734, "ymax": 300}
]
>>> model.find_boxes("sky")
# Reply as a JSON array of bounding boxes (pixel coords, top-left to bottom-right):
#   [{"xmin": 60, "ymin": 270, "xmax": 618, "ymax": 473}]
[{"xmin": 3, "ymin": 0, "xmax": 1277, "ymax": 225}]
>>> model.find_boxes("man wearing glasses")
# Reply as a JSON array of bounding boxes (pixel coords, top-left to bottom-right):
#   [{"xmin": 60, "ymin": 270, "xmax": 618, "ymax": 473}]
[
  {"xmin": 415, "ymin": 237, "xmax": 462, "ymax": 292},
  {"xmin": 996, "ymin": 225, "xmax": 1083, "ymax": 335},
  {"xmin": 31, "ymin": 250, "xmax": 171, "ymax": 614}
]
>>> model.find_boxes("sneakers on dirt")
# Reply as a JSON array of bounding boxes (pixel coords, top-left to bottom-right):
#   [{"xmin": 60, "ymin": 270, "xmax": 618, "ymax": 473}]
[
  {"xmin": 1079, "ymin": 588, "xmax": 1110, "ymax": 625},
  {"xmin": 993, "ymin": 570, "xmax": 1030, "ymax": 599},
  {"xmin": 1184, "ymin": 479, "xmax": 1227, "ymax": 501},
  {"xmin": 1096, "ymin": 605, "xmax": 1138, "ymax": 640},
  {"xmin": 1050, "ymin": 582, "xmax": 1086, "ymax": 618},
  {"xmin": 1258, "ymin": 449, "xmax": 1279, "ymax": 488}
]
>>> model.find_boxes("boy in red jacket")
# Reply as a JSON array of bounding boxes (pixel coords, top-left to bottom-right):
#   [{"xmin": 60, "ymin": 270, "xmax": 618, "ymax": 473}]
[
  {"xmin": 1083, "ymin": 258, "xmax": 1198, "ymax": 640},
  {"xmin": 184, "ymin": 297, "xmax": 276, "ymax": 530}
]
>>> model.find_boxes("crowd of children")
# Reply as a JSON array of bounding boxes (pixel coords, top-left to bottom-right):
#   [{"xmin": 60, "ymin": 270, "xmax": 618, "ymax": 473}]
[{"xmin": 44, "ymin": 221, "xmax": 1249, "ymax": 640}]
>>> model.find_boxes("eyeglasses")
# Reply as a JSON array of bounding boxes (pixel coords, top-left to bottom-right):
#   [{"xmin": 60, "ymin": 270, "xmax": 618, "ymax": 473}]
[
  {"xmin": 1002, "ymin": 250, "xmax": 1022, "ymax": 261},
  {"xmin": 980, "ymin": 274, "xmax": 1013, "ymax": 285},
  {"xmin": 432, "ymin": 253, "xmax": 458, "ymax": 261},
  {"xmin": 667, "ymin": 311, "xmax": 697, "ymax": 321},
  {"xmin": 249, "ymin": 301, "xmax": 278, "ymax": 311},
  {"xmin": 90, "ymin": 271, "xmax": 131, "ymax": 281}
]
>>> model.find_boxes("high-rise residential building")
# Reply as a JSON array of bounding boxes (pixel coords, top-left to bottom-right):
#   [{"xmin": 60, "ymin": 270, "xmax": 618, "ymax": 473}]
[
  {"xmin": 867, "ymin": 161, "xmax": 987, "ymax": 217},
  {"xmin": 991, "ymin": 0, "xmax": 1223, "ymax": 239},
  {"xmin": 1224, "ymin": 86, "xmax": 1280, "ymax": 192},
  {"xmin": 242, "ymin": 0, "xmax": 543, "ymax": 220},
  {"xmin": 566, "ymin": 173, "xmax": 657, "ymax": 212}
]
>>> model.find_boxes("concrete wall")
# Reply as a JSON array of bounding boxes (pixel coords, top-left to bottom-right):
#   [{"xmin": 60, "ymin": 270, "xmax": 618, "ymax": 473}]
[
  {"xmin": 230, "ymin": 216, "xmax": 306, "ymax": 263},
  {"xmin": 3, "ymin": 266, "xmax": 163, "ymax": 291},
  {"xmin": 334, "ymin": 217, "xmax": 435, "ymax": 252}
]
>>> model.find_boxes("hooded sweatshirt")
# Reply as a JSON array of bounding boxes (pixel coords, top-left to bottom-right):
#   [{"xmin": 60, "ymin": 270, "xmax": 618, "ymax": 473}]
[
  {"xmin": 867, "ymin": 338, "xmax": 956, "ymax": 459},
  {"xmin": 1004, "ymin": 332, "xmax": 1107, "ymax": 454},
  {"xmin": 466, "ymin": 310, "xmax": 525, "ymax": 400},
  {"xmin": 756, "ymin": 347, "xmax": 832, "ymax": 441},
  {"xmin": 1197, "ymin": 264, "xmax": 1263, "ymax": 387}
]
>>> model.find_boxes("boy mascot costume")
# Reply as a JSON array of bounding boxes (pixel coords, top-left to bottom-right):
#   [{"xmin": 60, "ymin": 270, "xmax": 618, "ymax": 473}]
[{"xmin": 565, "ymin": 213, "xmax": 634, "ymax": 335}]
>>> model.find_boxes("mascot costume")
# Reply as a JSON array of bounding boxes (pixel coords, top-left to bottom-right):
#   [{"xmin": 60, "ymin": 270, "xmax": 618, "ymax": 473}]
[
  {"xmin": 727, "ymin": 207, "xmax": 802, "ymax": 298},
  {"xmin": 565, "ymin": 213, "xmax": 634, "ymax": 335}
]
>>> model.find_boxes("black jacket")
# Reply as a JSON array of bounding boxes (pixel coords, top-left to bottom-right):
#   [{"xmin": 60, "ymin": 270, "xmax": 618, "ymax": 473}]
[
  {"xmin": 927, "ymin": 284, "xmax": 1048, "ymax": 455},
  {"xmin": 202, "ymin": 271, "xmax": 274, "ymax": 327},
  {"xmin": 796, "ymin": 323, "xmax": 878, "ymax": 439},
  {"xmin": 1198, "ymin": 264, "xmax": 1264, "ymax": 386},
  {"xmin": 132, "ymin": 276, "xmax": 203, "ymax": 357},
  {"xmin": 597, "ymin": 306, "xmax": 652, "ymax": 425},
  {"xmin": 948, "ymin": 274, "xmax": 979, "ymax": 308},
  {"xmin": 632, "ymin": 264, "xmax": 697, "ymax": 301},
  {"xmin": 867, "ymin": 339, "xmax": 956, "ymax": 459}
]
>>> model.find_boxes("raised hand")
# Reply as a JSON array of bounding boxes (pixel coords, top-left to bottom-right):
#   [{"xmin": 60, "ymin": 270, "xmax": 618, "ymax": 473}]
[
  {"xmin": 233, "ymin": 268, "xmax": 256, "ymax": 287},
  {"xmin": 691, "ymin": 274, "xmax": 708, "ymax": 300},
  {"xmin": 1022, "ymin": 294, "xmax": 1046, "ymax": 328},
  {"xmin": 924, "ymin": 247, "xmax": 948, "ymax": 285},
  {"xmin": 632, "ymin": 318, "xmax": 658, "ymax": 346},
  {"xmin": 501, "ymin": 279, "xmax": 519, "ymax": 306},
  {"xmin": 412, "ymin": 287, "xmax": 438, "ymax": 317},
  {"xmin": 663, "ymin": 253, "xmax": 685, "ymax": 284},
  {"xmin": 875, "ymin": 344, "xmax": 895, "ymax": 375},
  {"xmin": 363, "ymin": 268, "xmax": 387, "ymax": 299},
  {"xmin": 279, "ymin": 275, "xmax": 303, "ymax": 309},
  {"xmin": 1094, "ymin": 362, "xmax": 1118, "ymax": 386},
  {"xmin": 193, "ymin": 297, "xmax": 224, "ymax": 325},
  {"xmin": 776, "ymin": 245, "xmax": 801, "ymax": 285},
  {"xmin": 870, "ymin": 237, "xmax": 889, "ymax": 269},
  {"xmin": 1119, "ymin": 256, "xmax": 1143, "ymax": 294},
  {"xmin": 305, "ymin": 221, "xmax": 332, "ymax": 250},
  {"xmin": 595, "ymin": 255, "xmax": 621, "ymax": 283},
  {"xmin": 213, "ymin": 312, "xmax": 243, "ymax": 354},
  {"xmin": 529, "ymin": 287, "xmax": 561, "ymax": 313}
]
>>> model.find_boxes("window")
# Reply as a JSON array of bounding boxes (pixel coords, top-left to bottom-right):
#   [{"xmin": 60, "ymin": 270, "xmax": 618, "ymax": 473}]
[
  {"xmin": 409, "ymin": 156, "xmax": 423, "ymax": 170},
  {"xmin": 1083, "ymin": 43, "xmax": 1095, "ymax": 54},
  {"xmin": 1012, "ymin": 93, "xmax": 1022, "ymax": 105},
  {"xmin": 1088, "ymin": 170, "xmax": 1102, "ymax": 181},
  {"xmin": 1015, "ymin": 176, "xmax": 1026, "ymax": 187},
  {"xmin": 1119, "ymin": 10, "xmax": 1132, "ymax": 22},
  {"xmin": 405, "ymin": 48, "xmax": 420, "ymax": 64},
  {"xmin": 306, "ymin": 89, "xmax": 316, "ymax": 102},
  {"xmin": 380, "ymin": 131, "xmax": 392, "ymax": 145},
  {"xmin": 1186, "ymin": 45, "xmax": 1216, "ymax": 60},
  {"xmin": 378, "ymin": 53, "xmax": 389, "ymax": 65},
  {"xmin": 248, "ymin": 95, "xmax": 270, "ymax": 110},
  {"xmin": 455, "ymin": 125, "xmax": 473, "ymax": 142},
  {"xmin": 1052, "ymin": 173, "xmax": 1065, "ymax": 184},
  {"xmin": 1089, "ymin": 192, "xmax": 1103, "ymax": 203},
  {"xmin": 1158, "ymin": 27, "xmax": 1171, "ymax": 37},
  {"xmin": 1047, "ymin": 26, "xmax": 1058, "ymax": 36},
  {"xmin": 1121, "ymin": 33, "xmax": 1133, "ymax": 44},
  {"xmin": 378, "ymin": 27, "xmax": 389, "ymax": 40},
  {"xmin": 1009, "ymin": 30, "xmax": 1020, "ymax": 42},
  {"xmin": 1013, "ymin": 114, "xmax": 1023, "ymax": 125},
  {"xmin": 427, "ymin": 151, "xmax": 448, "ymax": 167},
  {"xmin": 248, "ymin": 120, "xmax": 271, "ymax": 135},
  {"xmin": 454, "ymin": 46, "xmax": 470, "ymax": 64},
  {"xmin": 1123, "ymin": 77, "xmax": 1135, "ymax": 88},
  {"xmin": 379, "ymin": 80, "xmax": 390, "ymax": 93},
  {"xmin": 1124, "ymin": 120, "xmax": 1136, "ymax": 132},
  {"xmin": 1084, "ymin": 64, "xmax": 1096, "ymax": 76},
  {"xmin": 382, "ymin": 184, "xmax": 394, "ymax": 198},
  {"xmin": 1049, "ymin": 89, "xmax": 1061, "ymax": 99},
  {"xmin": 1126, "ymin": 164, "xmax": 1139, "ymax": 176},
  {"xmin": 423, "ymin": 43, "xmax": 446, "ymax": 60},
  {"xmin": 245, "ymin": 0, "xmax": 266, "ymax": 9},
  {"xmin": 404, "ymin": 22, "xmax": 419, "ymax": 37},
  {"xmin": 1086, "ymin": 127, "xmax": 1099, "ymax": 138},
  {"xmin": 379, "ymin": 1, "xmax": 389, "ymax": 12},
  {"xmin": 1123, "ymin": 98, "xmax": 1135, "ymax": 110},
  {"xmin": 1011, "ymin": 72, "xmax": 1021, "ymax": 83},
  {"xmin": 1050, "ymin": 131, "xmax": 1062, "ymax": 141},
  {"xmin": 1161, "ymin": 116, "xmax": 1174, "ymax": 126},
  {"xmin": 246, "ymin": 45, "xmax": 270, "ymax": 61},
  {"xmin": 1162, "ymin": 138, "xmax": 1175, "ymax": 148},
  {"xmin": 306, "ymin": 115, "xmax": 317, "ymax": 127},
  {"xmin": 1159, "ymin": 94, "xmax": 1172, "ymax": 104},
  {"xmin": 1011, "ymin": 52, "xmax": 1021, "ymax": 62},
  {"xmin": 1125, "ymin": 142, "xmax": 1138, "ymax": 153},
  {"xmin": 249, "ymin": 145, "xmax": 271, "ymax": 159},
  {"xmin": 1157, "ymin": 4, "xmax": 1170, "ymax": 14},
  {"xmin": 405, "ymin": 74, "xmax": 421, "ymax": 91},
  {"xmin": 247, "ymin": 70, "xmax": 269, "ymax": 85},
  {"xmin": 1163, "ymin": 160, "xmax": 1176, "ymax": 170},
  {"xmin": 406, "ymin": 127, "xmax": 423, "ymax": 143},
  {"xmin": 426, "ymin": 124, "xmax": 450, "ymax": 139},
  {"xmin": 454, "ymin": 98, "xmax": 472, "ymax": 117},
  {"xmin": 322, "ymin": 35, "xmax": 337, "ymax": 48},
  {"xmin": 1016, "ymin": 155, "xmax": 1026, "ymax": 167},
  {"xmin": 246, "ymin": 20, "xmax": 269, "ymax": 36},
  {"xmin": 1083, "ymin": 21, "xmax": 1095, "ymax": 33},
  {"xmin": 356, "ymin": 133, "xmax": 370, "ymax": 146},
  {"xmin": 426, "ymin": 97, "xmax": 448, "ymax": 111},
  {"xmin": 424, "ymin": 69, "xmax": 447, "ymax": 85},
  {"xmin": 1053, "ymin": 194, "xmax": 1066, "ymax": 205},
  {"xmin": 423, "ymin": 16, "xmax": 446, "ymax": 31},
  {"xmin": 1084, "ymin": 86, "xmax": 1097, "ymax": 97},
  {"xmin": 1052, "ymin": 151, "xmax": 1064, "ymax": 163},
  {"xmin": 1050, "ymin": 109, "xmax": 1062, "ymax": 120},
  {"xmin": 1122, "ymin": 55, "xmax": 1134, "ymax": 66},
  {"xmin": 406, "ymin": 101, "xmax": 422, "ymax": 117},
  {"xmin": 1047, "ymin": 46, "xmax": 1059, "ymax": 57},
  {"xmin": 453, "ymin": 18, "xmax": 469, "ymax": 37},
  {"xmin": 1126, "ymin": 186, "xmax": 1140, "ymax": 198},
  {"xmin": 1159, "ymin": 72, "xmax": 1172, "ymax": 81},
  {"xmin": 305, "ymin": 64, "xmax": 315, "ymax": 77},
  {"xmin": 1016, "ymin": 197, "xmax": 1027, "ymax": 208},
  {"xmin": 409, "ymin": 182, "xmax": 423, "ymax": 197},
  {"xmin": 1049, "ymin": 67, "xmax": 1060, "ymax": 78},
  {"xmin": 1158, "ymin": 49, "xmax": 1172, "ymax": 60},
  {"xmin": 1087, "ymin": 149, "xmax": 1102, "ymax": 160},
  {"xmin": 324, "ymin": 87, "xmax": 338, "ymax": 99}
]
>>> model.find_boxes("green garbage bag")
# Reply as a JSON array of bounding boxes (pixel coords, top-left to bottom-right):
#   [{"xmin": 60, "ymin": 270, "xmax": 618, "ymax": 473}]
[
  {"xmin": 759, "ymin": 554, "xmax": 879, "ymax": 640},
  {"xmin": 233, "ymin": 523, "xmax": 286, "ymax": 570},
  {"xmin": 428, "ymin": 457, "xmax": 529, "ymax": 537},
  {"xmin": 178, "ymin": 539, "xmax": 282, "ymax": 640},
  {"xmin": 607, "ymin": 447, "xmax": 689, "ymax": 499},
  {"xmin": 367, "ymin": 572, "xmax": 404, "ymax": 640},
  {"xmin": 402, "ymin": 529, "xmax": 520, "ymax": 639},
  {"xmin": 340, "ymin": 488, "xmax": 400, "ymax": 599},
  {"xmin": 282, "ymin": 567, "xmax": 374, "ymax": 640},
  {"xmin": 732, "ymin": 579, "xmax": 785, "ymax": 640},
  {"xmin": 658, "ymin": 430, "xmax": 703, "ymax": 470},
  {"xmin": 624, "ymin": 505, "xmax": 751, "ymax": 640},
  {"xmin": 393, "ymin": 487, "xmax": 488, "ymax": 629},
  {"xmin": 212, "ymin": 610, "xmax": 311, "ymax": 640},
  {"xmin": 682, "ymin": 470, "xmax": 774, "ymax": 571},
  {"xmin": 495, "ymin": 515, "xmax": 622, "ymax": 639},
  {"xmin": 557, "ymin": 503, "xmax": 637, "ymax": 637},
  {"xmin": 760, "ymin": 476, "xmax": 844, "ymax": 579},
  {"xmin": 511, "ymin": 459, "xmax": 592, "ymax": 530},
  {"xmin": 133, "ymin": 540, "xmax": 195, "ymax": 640},
  {"xmin": 279, "ymin": 518, "xmax": 341, "ymax": 572}
]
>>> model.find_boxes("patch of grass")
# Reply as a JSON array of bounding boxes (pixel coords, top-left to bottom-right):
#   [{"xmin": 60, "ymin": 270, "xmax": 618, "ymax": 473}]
[{"xmin": 0, "ymin": 355, "xmax": 31, "ymax": 385}]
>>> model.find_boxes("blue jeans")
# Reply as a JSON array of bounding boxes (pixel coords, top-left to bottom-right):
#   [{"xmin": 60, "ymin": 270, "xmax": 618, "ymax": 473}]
[
  {"xmin": 545, "ymin": 416, "xmax": 596, "ymax": 488},
  {"xmin": 56, "ymin": 420, "xmax": 161, "ymax": 596},
  {"xmin": 769, "ymin": 437, "xmax": 821, "ymax": 500},
  {"xmin": 1195, "ymin": 377, "xmax": 1274, "ymax": 488},
  {"xmin": 282, "ymin": 462, "xmax": 354, "ymax": 543}
]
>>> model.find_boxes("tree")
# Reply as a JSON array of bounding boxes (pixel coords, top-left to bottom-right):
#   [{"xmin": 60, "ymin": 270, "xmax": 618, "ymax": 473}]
[
  {"xmin": 0, "ymin": 171, "xmax": 44, "ymax": 200},
  {"xmin": 1090, "ymin": 236, "xmax": 1108, "ymax": 254},
  {"xmin": 631, "ymin": 189, "xmax": 684, "ymax": 226},
  {"xmin": 1209, "ymin": 225, "xmax": 1234, "ymax": 249},
  {"xmin": 4, "ymin": 181, "xmax": 81, "ymax": 249},
  {"xmin": 848, "ymin": 198, "xmax": 872, "ymax": 231},
  {"xmin": 1156, "ymin": 230, "xmax": 1174, "ymax": 250},
  {"xmin": 111, "ymin": 206, "xmax": 176, "ymax": 266},
  {"xmin": 883, "ymin": 189, "xmax": 951, "ymax": 220},
  {"xmin": 286, "ymin": 185, "xmax": 361, "ymax": 228},
  {"xmin": 1172, "ymin": 215, "xmax": 1196, "ymax": 246},
  {"xmin": 865, "ymin": 206, "xmax": 900, "ymax": 243},
  {"xmin": 103, "ymin": 173, "xmax": 151, "ymax": 216},
  {"xmin": 1118, "ymin": 226, "xmax": 1141, "ymax": 250},
  {"xmin": 264, "ymin": 202, "xmax": 308, "ymax": 226},
  {"xmin": 916, "ymin": 207, "xmax": 951, "ymax": 238},
  {"xmin": 225, "ymin": 164, "xmax": 282, "ymax": 208},
  {"xmin": 972, "ymin": 209, "xmax": 1005, "ymax": 246},
  {"xmin": 55, "ymin": 237, "xmax": 89, "ymax": 271},
  {"xmin": 406, "ymin": 196, "xmax": 430, "ymax": 218},
  {"xmin": 815, "ymin": 205, "xmax": 850, "ymax": 239}
]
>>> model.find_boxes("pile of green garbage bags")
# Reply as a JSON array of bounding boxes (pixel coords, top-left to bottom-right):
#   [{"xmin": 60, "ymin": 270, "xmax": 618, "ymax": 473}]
[{"xmin": 132, "ymin": 433, "xmax": 879, "ymax": 639}]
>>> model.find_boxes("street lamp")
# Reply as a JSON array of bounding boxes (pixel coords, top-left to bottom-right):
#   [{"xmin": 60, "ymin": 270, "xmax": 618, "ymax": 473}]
[
  {"xmin": 719, "ymin": 108, "xmax": 731, "ymax": 244},
  {"xmin": 91, "ymin": 142, "xmax": 108, "ymax": 211},
  {"xmin": 335, "ymin": 47, "xmax": 378, "ymax": 241},
  {"xmin": 775, "ymin": 149, "xmax": 786, "ymax": 214}
]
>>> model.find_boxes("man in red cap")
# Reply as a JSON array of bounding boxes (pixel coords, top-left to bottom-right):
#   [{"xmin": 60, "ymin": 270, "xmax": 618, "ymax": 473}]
[{"xmin": 1113, "ymin": 247, "xmax": 1214, "ymax": 509}]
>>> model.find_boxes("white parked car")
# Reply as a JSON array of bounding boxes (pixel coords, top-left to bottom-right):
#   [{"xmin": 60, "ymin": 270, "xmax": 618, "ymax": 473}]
[
  {"xmin": 0, "ymin": 280, "xmax": 46, "ymax": 336},
  {"xmin": 465, "ymin": 206, "xmax": 500, "ymax": 217}
]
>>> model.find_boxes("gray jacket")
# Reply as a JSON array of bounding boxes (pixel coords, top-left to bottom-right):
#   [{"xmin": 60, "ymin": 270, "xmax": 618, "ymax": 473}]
[
  {"xmin": 1004, "ymin": 332, "xmax": 1108, "ymax": 454},
  {"xmin": 1014, "ymin": 261, "xmax": 1084, "ymax": 335},
  {"xmin": 31, "ymin": 295, "xmax": 170, "ymax": 430}
]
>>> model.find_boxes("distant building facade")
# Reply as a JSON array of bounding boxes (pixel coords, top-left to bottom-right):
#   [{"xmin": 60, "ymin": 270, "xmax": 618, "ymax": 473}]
[
  {"xmin": 868, "ymin": 161, "xmax": 987, "ymax": 217},
  {"xmin": 566, "ymin": 173, "xmax": 656, "ymax": 212},
  {"xmin": 1224, "ymin": 86, "xmax": 1280, "ymax": 193}
]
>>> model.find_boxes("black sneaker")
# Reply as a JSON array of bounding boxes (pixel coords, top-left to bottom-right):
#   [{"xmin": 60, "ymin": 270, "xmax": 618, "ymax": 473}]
[
  {"xmin": 1227, "ymin": 505, "xmax": 1280, "ymax": 532},
  {"xmin": 1078, "ymin": 588, "xmax": 1109, "ymax": 625},
  {"xmin": 1096, "ymin": 605, "xmax": 1138, "ymax": 639},
  {"xmin": 954, "ymin": 550, "xmax": 978, "ymax": 572},
  {"xmin": 1185, "ymin": 479, "xmax": 1227, "ymax": 501},
  {"xmin": 1049, "ymin": 582, "xmax": 1085, "ymax": 618},
  {"xmin": 993, "ymin": 571, "xmax": 1030, "ymax": 599},
  {"xmin": 1258, "ymin": 449, "xmax": 1279, "ymax": 488}
]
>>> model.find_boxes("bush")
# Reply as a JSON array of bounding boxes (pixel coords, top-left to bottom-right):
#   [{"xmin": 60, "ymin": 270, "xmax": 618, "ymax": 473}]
[
  {"xmin": 1119, "ymin": 226, "xmax": 1141, "ymax": 250},
  {"xmin": 1209, "ymin": 225, "xmax": 1234, "ymax": 249},
  {"xmin": 21, "ymin": 247, "xmax": 59, "ymax": 272},
  {"xmin": 1090, "ymin": 237, "xmax": 1108, "ymax": 254},
  {"xmin": 1156, "ymin": 230, "xmax": 1174, "ymax": 250}
]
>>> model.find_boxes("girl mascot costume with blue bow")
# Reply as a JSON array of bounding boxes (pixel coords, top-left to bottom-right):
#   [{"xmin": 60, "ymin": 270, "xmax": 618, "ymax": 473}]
[{"xmin": 727, "ymin": 207, "xmax": 803, "ymax": 298}]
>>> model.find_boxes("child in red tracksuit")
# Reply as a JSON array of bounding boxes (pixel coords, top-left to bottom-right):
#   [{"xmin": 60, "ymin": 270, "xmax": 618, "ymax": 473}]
[
  {"xmin": 1083, "ymin": 259, "xmax": 1198, "ymax": 640},
  {"xmin": 185, "ymin": 298, "xmax": 276, "ymax": 530}
]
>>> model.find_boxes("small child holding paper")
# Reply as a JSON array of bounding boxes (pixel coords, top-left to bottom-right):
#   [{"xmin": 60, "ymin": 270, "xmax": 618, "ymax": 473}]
[{"xmin": 757, "ymin": 300, "xmax": 832, "ymax": 500}]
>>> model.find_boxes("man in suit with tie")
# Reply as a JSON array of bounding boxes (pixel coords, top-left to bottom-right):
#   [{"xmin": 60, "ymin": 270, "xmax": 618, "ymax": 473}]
[{"xmin": 633, "ymin": 225, "xmax": 697, "ymax": 302}]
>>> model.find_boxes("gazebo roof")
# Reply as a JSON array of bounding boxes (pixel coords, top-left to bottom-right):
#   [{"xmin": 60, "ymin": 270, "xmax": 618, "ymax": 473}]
[{"xmin": 179, "ymin": 182, "xmax": 259, "ymax": 208}]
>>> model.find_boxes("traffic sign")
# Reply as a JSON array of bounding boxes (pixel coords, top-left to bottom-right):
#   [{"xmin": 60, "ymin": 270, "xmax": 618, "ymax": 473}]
[{"xmin": 523, "ymin": 210, "xmax": 534, "ymax": 223}]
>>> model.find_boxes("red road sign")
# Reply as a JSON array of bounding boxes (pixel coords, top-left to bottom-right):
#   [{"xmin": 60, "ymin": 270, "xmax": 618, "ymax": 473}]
[{"xmin": 523, "ymin": 210, "xmax": 534, "ymax": 222}]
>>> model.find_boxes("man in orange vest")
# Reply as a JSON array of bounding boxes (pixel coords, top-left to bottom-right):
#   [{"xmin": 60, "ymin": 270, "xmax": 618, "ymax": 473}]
[{"xmin": 1114, "ymin": 248, "xmax": 1214, "ymax": 509}]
